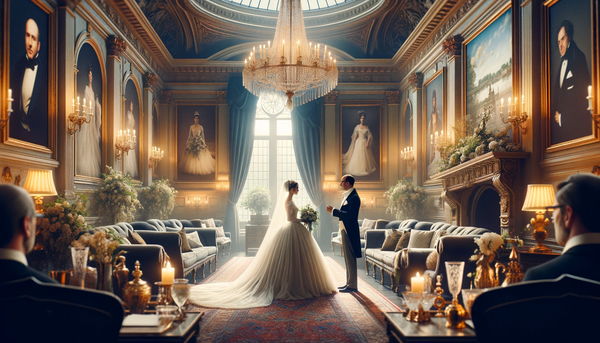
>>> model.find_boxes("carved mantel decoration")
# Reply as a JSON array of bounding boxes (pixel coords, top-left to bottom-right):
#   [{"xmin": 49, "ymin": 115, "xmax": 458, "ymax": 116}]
[
  {"xmin": 431, "ymin": 151, "xmax": 529, "ymax": 235},
  {"xmin": 385, "ymin": 91, "xmax": 400, "ymax": 105},
  {"xmin": 324, "ymin": 91, "xmax": 339, "ymax": 105},
  {"xmin": 408, "ymin": 72, "xmax": 423, "ymax": 90},
  {"xmin": 442, "ymin": 35, "xmax": 464, "ymax": 58},
  {"xmin": 106, "ymin": 35, "xmax": 126, "ymax": 58},
  {"xmin": 159, "ymin": 91, "xmax": 172, "ymax": 104}
]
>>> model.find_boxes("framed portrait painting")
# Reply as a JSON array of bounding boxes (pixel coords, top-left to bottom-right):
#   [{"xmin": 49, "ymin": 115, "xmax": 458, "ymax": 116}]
[
  {"xmin": 545, "ymin": 0, "xmax": 595, "ymax": 149},
  {"xmin": 176, "ymin": 103, "xmax": 217, "ymax": 182},
  {"xmin": 6, "ymin": 0, "xmax": 56, "ymax": 151},
  {"xmin": 424, "ymin": 69, "xmax": 445, "ymax": 178},
  {"xmin": 75, "ymin": 42, "xmax": 104, "ymax": 179},
  {"xmin": 340, "ymin": 103, "xmax": 381, "ymax": 182},
  {"xmin": 464, "ymin": 6, "xmax": 513, "ymax": 136},
  {"xmin": 123, "ymin": 78, "xmax": 141, "ymax": 180}
]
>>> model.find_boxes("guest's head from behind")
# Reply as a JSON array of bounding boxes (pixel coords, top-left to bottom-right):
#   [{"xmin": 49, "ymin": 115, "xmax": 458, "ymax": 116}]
[
  {"xmin": 0, "ymin": 184, "xmax": 37, "ymax": 254},
  {"xmin": 25, "ymin": 18, "xmax": 40, "ymax": 60},
  {"xmin": 557, "ymin": 20, "xmax": 574, "ymax": 57},
  {"xmin": 340, "ymin": 174, "xmax": 355, "ymax": 190},
  {"xmin": 552, "ymin": 173, "xmax": 600, "ymax": 246},
  {"xmin": 287, "ymin": 180, "xmax": 299, "ymax": 194}
]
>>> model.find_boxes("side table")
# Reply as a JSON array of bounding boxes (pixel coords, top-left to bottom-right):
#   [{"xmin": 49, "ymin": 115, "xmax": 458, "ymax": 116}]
[
  {"xmin": 384, "ymin": 312, "xmax": 476, "ymax": 343},
  {"xmin": 517, "ymin": 249, "xmax": 560, "ymax": 271},
  {"xmin": 119, "ymin": 312, "xmax": 203, "ymax": 343}
]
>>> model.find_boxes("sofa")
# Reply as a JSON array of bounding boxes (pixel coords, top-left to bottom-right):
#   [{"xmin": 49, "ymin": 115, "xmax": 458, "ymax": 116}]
[
  {"xmin": 331, "ymin": 219, "xmax": 391, "ymax": 256},
  {"xmin": 131, "ymin": 220, "xmax": 218, "ymax": 284},
  {"xmin": 364, "ymin": 220, "xmax": 491, "ymax": 294},
  {"xmin": 149, "ymin": 218, "xmax": 231, "ymax": 256}
]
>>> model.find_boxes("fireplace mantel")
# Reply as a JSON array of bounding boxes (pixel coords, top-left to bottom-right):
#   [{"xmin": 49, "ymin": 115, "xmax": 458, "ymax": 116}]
[{"xmin": 431, "ymin": 151, "xmax": 530, "ymax": 234}]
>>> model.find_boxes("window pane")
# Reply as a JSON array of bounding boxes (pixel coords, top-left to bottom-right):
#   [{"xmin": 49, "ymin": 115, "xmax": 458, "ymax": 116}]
[
  {"xmin": 238, "ymin": 140, "xmax": 270, "ymax": 222},
  {"xmin": 255, "ymin": 120, "xmax": 269, "ymax": 136},
  {"xmin": 277, "ymin": 140, "xmax": 313, "ymax": 210},
  {"xmin": 277, "ymin": 119, "xmax": 292, "ymax": 136}
]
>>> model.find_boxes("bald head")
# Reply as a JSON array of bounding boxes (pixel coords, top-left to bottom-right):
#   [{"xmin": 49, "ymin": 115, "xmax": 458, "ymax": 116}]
[
  {"xmin": 0, "ymin": 184, "xmax": 36, "ymax": 249},
  {"xmin": 25, "ymin": 18, "xmax": 40, "ymax": 60}
]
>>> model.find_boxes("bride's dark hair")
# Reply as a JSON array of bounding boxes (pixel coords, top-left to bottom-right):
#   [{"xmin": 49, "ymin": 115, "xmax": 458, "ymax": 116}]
[{"xmin": 287, "ymin": 180, "xmax": 298, "ymax": 191}]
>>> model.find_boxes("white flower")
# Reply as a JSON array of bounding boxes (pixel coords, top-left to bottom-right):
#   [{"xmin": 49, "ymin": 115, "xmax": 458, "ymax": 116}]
[
  {"xmin": 77, "ymin": 215, "xmax": 85, "ymax": 224},
  {"xmin": 489, "ymin": 141, "xmax": 498, "ymax": 150},
  {"xmin": 460, "ymin": 154, "xmax": 467, "ymax": 162},
  {"xmin": 62, "ymin": 201, "xmax": 70, "ymax": 208}
]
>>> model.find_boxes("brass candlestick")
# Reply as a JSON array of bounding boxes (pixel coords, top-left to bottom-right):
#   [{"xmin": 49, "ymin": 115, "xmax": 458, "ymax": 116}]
[{"xmin": 433, "ymin": 275, "xmax": 446, "ymax": 317}]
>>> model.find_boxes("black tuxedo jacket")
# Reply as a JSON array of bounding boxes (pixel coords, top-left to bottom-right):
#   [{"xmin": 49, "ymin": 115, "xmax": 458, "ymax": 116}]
[
  {"xmin": 551, "ymin": 40, "xmax": 592, "ymax": 144},
  {"xmin": 333, "ymin": 189, "xmax": 362, "ymax": 258},
  {"xmin": 9, "ymin": 54, "xmax": 48, "ymax": 147},
  {"xmin": 523, "ymin": 244, "xmax": 600, "ymax": 282},
  {"xmin": 0, "ymin": 259, "xmax": 56, "ymax": 285}
]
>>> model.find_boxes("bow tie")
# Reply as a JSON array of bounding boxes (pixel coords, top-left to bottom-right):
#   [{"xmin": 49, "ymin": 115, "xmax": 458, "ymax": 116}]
[{"xmin": 25, "ymin": 57, "xmax": 38, "ymax": 70}]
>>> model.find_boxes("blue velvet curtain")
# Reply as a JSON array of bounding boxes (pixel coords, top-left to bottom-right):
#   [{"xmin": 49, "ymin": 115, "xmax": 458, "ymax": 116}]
[
  {"xmin": 226, "ymin": 77, "xmax": 258, "ymax": 240},
  {"xmin": 291, "ymin": 98, "xmax": 331, "ymax": 241}
]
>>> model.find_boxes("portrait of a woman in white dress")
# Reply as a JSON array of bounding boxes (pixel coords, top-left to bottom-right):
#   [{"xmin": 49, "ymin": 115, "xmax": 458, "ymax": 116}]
[
  {"xmin": 342, "ymin": 111, "xmax": 377, "ymax": 176},
  {"xmin": 123, "ymin": 100, "xmax": 139, "ymax": 179},
  {"xmin": 178, "ymin": 112, "xmax": 215, "ymax": 175},
  {"xmin": 76, "ymin": 64, "xmax": 102, "ymax": 177}
]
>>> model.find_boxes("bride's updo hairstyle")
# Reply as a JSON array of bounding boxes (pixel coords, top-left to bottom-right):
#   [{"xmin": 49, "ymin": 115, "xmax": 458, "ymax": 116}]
[
  {"xmin": 358, "ymin": 110, "xmax": 366, "ymax": 120},
  {"xmin": 287, "ymin": 180, "xmax": 298, "ymax": 191},
  {"xmin": 193, "ymin": 111, "xmax": 200, "ymax": 120}
]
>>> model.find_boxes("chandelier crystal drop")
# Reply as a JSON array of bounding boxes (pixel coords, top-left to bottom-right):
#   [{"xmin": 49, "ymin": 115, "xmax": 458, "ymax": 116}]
[{"xmin": 242, "ymin": 0, "xmax": 338, "ymax": 110}]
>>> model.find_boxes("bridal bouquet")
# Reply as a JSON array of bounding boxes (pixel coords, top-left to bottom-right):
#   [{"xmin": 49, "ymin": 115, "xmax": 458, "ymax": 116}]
[
  {"xmin": 185, "ymin": 135, "xmax": 207, "ymax": 158},
  {"xmin": 138, "ymin": 179, "xmax": 178, "ymax": 220},
  {"xmin": 300, "ymin": 204, "xmax": 319, "ymax": 232},
  {"xmin": 89, "ymin": 166, "xmax": 143, "ymax": 225}
]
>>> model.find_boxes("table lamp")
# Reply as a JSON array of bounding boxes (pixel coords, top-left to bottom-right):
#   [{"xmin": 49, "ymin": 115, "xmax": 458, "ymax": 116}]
[
  {"xmin": 521, "ymin": 184, "xmax": 555, "ymax": 253},
  {"xmin": 23, "ymin": 169, "xmax": 58, "ymax": 213}
]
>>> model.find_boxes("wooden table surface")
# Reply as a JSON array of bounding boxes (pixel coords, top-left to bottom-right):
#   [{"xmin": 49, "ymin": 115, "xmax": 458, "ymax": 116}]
[
  {"xmin": 119, "ymin": 312, "xmax": 203, "ymax": 343},
  {"xmin": 384, "ymin": 312, "xmax": 477, "ymax": 343}
]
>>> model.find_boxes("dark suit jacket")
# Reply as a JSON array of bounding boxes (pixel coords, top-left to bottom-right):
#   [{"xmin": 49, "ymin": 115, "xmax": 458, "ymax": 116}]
[
  {"xmin": 523, "ymin": 244, "xmax": 600, "ymax": 282},
  {"xmin": 551, "ymin": 40, "xmax": 592, "ymax": 144},
  {"xmin": 0, "ymin": 259, "xmax": 57, "ymax": 285},
  {"xmin": 332, "ymin": 189, "xmax": 362, "ymax": 258},
  {"xmin": 9, "ymin": 54, "xmax": 48, "ymax": 147}
]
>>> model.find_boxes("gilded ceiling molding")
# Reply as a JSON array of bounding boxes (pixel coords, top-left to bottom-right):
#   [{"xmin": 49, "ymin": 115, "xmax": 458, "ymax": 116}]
[
  {"xmin": 442, "ymin": 34, "xmax": 464, "ymax": 58},
  {"xmin": 216, "ymin": 91, "xmax": 227, "ymax": 104},
  {"xmin": 385, "ymin": 91, "xmax": 400, "ymax": 104},
  {"xmin": 344, "ymin": 26, "xmax": 371, "ymax": 54},
  {"xmin": 408, "ymin": 72, "xmax": 423, "ymax": 90},
  {"xmin": 324, "ymin": 91, "xmax": 339, "ymax": 105},
  {"xmin": 106, "ymin": 35, "xmax": 127, "ymax": 57},
  {"xmin": 196, "ymin": 23, "xmax": 236, "ymax": 46},
  {"xmin": 159, "ymin": 91, "xmax": 172, "ymax": 104},
  {"xmin": 143, "ymin": 73, "xmax": 158, "ymax": 89}
]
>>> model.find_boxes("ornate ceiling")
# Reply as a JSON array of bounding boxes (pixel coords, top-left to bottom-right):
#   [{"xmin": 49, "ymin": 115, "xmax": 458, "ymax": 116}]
[{"xmin": 132, "ymin": 0, "xmax": 433, "ymax": 60}]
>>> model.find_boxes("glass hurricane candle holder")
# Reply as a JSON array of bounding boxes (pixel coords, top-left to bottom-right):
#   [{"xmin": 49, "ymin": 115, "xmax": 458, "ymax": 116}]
[{"xmin": 401, "ymin": 291, "xmax": 421, "ymax": 322}]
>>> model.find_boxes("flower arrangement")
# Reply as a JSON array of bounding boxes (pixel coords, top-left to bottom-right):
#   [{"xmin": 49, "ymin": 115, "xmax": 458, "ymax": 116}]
[
  {"xmin": 467, "ymin": 232, "xmax": 505, "ymax": 280},
  {"xmin": 72, "ymin": 229, "xmax": 122, "ymax": 264},
  {"xmin": 435, "ymin": 112, "xmax": 522, "ymax": 173},
  {"xmin": 241, "ymin": 186, "xmax": 271, "ymax": 215},
  {"xmin": 384, "ymin": 179, "xmax": 426, "ymax": 220},
  {"xmin": 138, "ymin": 179, "xmax": 178, "ymax": 220},
  {"xmin": 300, "ymin": 204, "xmax": 319, "ymax": 232},
  {"xmin": 89, "ymin": 166, "xmax": 143, "ymax": 225},
  {"xmin": 185, "ymin": 135, "xmax": 208, "ymax": 158},
  {"xmin": 36, "ymin": 195, "xmax": 91, "ymax": 269}
]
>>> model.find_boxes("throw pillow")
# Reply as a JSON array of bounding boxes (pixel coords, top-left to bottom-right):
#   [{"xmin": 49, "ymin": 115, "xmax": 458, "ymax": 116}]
[
  {"xmin": 429, "ymin": 229, "xmax": 447, "ymax": 249},
  {"xmin": 407, "ymin": 230, "xmax": 436, "ymax": 249},
  {"xmin": 186, "ymin": 231, "xmax": 204, "ymax": 249},
  {"xmin": 128, "ymin": 231, "xmax": 146, "ymax": 245},
  {"xmin": 215, "ymin": 227, "xmax": 226, "ymax": 238},
  {"xmin": 394, "ymin": 231, "xmax": 411, "ymax": 252},
  {"xmin": 381, "ymin": 228, "xmax": 403, "ymax": 251},
  {"xmin": 426, "ymin": 251, "xmax": 439, "ymax": 270},
  {"xmin": 360, "ymin": 218, "xmax": 377, "ymax": 239},
  {"xmin": 206, "ymin": 218, "xmax": 216, "ymax": 228},
  {"xmin": 177, "ymin": 228, "xmax": 193, "ymax": 253},
  {"xmin": 201, "ymin": 223, "xmax": 207, "ymax": 228},
  {"xmin": 120, "ymin": 236, "xmax": 132, "ymax": 245}
]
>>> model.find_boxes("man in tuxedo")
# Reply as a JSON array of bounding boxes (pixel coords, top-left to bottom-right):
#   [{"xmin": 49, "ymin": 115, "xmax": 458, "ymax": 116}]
[
  {"xmin": 327, "ymin": 174, "xmax": 361, "ymax": 292},
  {"xmin": 551, "ymin": 20, "xmax": 591, "ymax": 145},
  {"xmin": 0, "ymin": 184, "xmax": 55, "ymax": 284},
  {"xmin": 523, "ymin": 173, "xmax": 600, "ymax": 282},
  {"xmin": 9, "ymin": 18, "xmax": 48, "ymax": 147}
]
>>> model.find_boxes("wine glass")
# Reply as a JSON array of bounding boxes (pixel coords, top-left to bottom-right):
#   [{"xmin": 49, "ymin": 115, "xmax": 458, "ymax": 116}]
[
  {"xmin": 171, "ymin": 278, "xmax": 190, "ymax": 320},
  {"xmin": 445, "ymin": 261, "xmax": 465, "ymax": 302}
]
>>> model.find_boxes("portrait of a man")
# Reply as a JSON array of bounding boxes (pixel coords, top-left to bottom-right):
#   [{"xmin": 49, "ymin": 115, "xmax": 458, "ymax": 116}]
[
  {"xmin": 550, "ymin": 17, "xmax": 592, "ymax": 144},
  {"xmin": 9, "ymin": 15, "xmax": 49, "ymax": 147}
]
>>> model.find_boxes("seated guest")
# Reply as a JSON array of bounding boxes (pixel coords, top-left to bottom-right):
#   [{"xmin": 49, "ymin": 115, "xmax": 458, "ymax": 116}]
[
  {"xmin": 0, "ymin": 184, "xmax": 56, "ymax": 284},
  {"xmin": 523, "ymin": 173, "xmax": 600, "ymax": 282}
]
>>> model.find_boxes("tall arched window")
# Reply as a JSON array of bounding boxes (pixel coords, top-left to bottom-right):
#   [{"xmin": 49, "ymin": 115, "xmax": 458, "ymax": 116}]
[{"xmin": 237, "ymin": 93, "xmax": 314, "ymax": 223}]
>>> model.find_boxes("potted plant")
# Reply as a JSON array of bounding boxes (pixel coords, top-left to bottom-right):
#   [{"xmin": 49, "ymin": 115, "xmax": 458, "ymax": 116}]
[
  {"xmin": 383, "ymin": 179, "xmax": 426, "ymax": 220},
  {"xmin": 242, "ymin": 186, "xmax": 271, "ymax": 224}
]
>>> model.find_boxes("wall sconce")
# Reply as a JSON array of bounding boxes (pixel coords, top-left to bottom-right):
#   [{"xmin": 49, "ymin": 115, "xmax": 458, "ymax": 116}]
[
  {"xmin": 500, "ymin": 96, "xmax": 528, "ymax": 136},
  {"xmin": 115, "ymin": 129, "xmax": 137, "ymax": 160},
  {"xmin": 361, "ymin": 197, "xmax": 374, "ymax": 209},
  {"xmin": 215, "ymin": 182, "xmax": 229, "ymax": 193},
  {"xmin": 587, "ymin": 85, "xmax": 599, "ymax": 128},
  {"xmin": 2, "ymin": 88, "xmax": 13, "ymax": 130},
  {"xmin": 401, "ymin": 146, "xmax": 415, "ymax": 167},
  {"xmin": 68, "ymin": 97, "xmax": 93, "ymax": 135},
  {"xmin": 323, "ymin": 181, "xmax": 339, "ymax": 193},
  {"xmin": 188, "ymin": 196, "xmax": 208, "ymax": 215},
  {"xmin": 149, "ymin": 146, "xmax": 164, "ymax": 169},
  {"xmin": 23, "ymin": 169, "xmax": 58, "ymax": 213}
]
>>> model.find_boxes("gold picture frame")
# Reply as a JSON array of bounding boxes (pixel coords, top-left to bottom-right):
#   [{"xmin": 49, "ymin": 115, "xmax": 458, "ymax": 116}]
[{"xmin": 423, "ymin": 68, "xmax": 445, "ymax": 181}]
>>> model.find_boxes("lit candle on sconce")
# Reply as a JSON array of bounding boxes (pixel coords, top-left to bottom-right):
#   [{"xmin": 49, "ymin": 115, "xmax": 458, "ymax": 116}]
[
  {"xmin": 309, "ymin": 42, "xmax": 312, "ymax": 58},
  {"xmin": 267, "ymin": 40, "xmax": 270, "ymax": 58},
  {"xmin": 7, "ymin": 88, "xmax": 13, "ymax": 113},
  {"xmin": 282, "ymin": 40, "xmax": 285, "ymax": 59},
  {"xmin": 588, "ymin": 85, "xmax": 593, "ymax": 111},
  {"xmin": 323, "ymin": 45, "xmax": 327, "ymax": 60}
]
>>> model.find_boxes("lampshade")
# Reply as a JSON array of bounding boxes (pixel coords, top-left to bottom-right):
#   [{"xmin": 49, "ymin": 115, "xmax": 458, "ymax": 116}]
[
  {"xmin": 23, "ymin": 169, "xmax": 58, "ymax": 196},
  {"xmin": 521, "ymin": 184, "xmax": 555, "ymax": 212}
]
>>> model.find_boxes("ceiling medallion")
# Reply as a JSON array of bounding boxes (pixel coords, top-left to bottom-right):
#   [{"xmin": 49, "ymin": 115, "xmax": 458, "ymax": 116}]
[{"xmin": 242, "ymin": 0, "xmax": 338, "ymax": 110}]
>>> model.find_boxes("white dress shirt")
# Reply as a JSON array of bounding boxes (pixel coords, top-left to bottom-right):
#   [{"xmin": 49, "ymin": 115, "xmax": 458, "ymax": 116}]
[
  {"xmin": 562, "ymin": 233, "xmax": 600, "ymax": 254},
  {"xmin": 334, "ymin": 187, "xmax": 355, "ymax": 233},
  {"xmin": 21, "ymin": 63, "xmax": 38, "ymax": 116},
  {"xmin": 0, "ymin": 248, "xmax": 28, "ymax": 266}
]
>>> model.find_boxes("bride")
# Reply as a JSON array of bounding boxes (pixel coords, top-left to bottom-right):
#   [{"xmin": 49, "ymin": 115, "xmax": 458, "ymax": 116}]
[
  {"xmin": 188, "ymin": 180, "xmax": 337, "ymax": 308},
  {"xmin": 342, "ymin": 111, "xmax": 377, "ymax": 176}
]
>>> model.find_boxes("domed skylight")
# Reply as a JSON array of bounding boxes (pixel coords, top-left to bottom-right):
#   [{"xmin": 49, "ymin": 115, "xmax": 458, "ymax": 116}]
[{"xmin": 222, "ymin": 0, "xmax": 349, "ymax": 11}]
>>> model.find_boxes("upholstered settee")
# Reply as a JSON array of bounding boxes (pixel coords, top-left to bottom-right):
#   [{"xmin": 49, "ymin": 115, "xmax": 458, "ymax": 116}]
[
  {"xmin": 331, "ymin": 219, "xmax": 391, "ymax": 256},
  {"xmin": 131, "ymin": 221, "xmax": 218, "ymax": 283},
  {"xmin": 149, "ymin": 218, "xmax": 232, "ymax": 256}
]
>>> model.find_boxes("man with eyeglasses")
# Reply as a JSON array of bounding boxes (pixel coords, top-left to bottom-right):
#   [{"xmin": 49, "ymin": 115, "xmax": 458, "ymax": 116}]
[
  {"xmin": 523, "ymin": 173, "xmax": 600, "ymax": 282},
  {"xmin": 326, "ymin": 175, "xmax": 361, "ymax": 292},
  {"xmin": 0, "ymin": 184, "xmax": 56, "ymax": 284}
]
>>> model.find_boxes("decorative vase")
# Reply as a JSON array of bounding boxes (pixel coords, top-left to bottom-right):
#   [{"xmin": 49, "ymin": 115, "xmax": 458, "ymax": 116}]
[
  {"xmin": 97, "ymin": 262, "xmax": 113, "ymax": 293},
  {"xmin": 112, "ymin": 253, "xmax": 129, "ymax": 298},
  {"xmin": 123, "ymin": 261, "xmax": 152, "ymax": 314},
  {"xmin": 474, "ymin": 254, "xmax": 501, "ymax": 289},
  {"xmin": 70, "ymin": 247, "xmax": 89, "ymax": 288}
]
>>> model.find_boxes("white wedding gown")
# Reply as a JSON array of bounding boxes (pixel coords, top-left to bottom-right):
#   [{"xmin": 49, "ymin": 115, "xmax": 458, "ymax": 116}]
[
  {"xmin": 188, "ymin": 182, "xmax": 337, "ymax": 309},
  {"xmin": 178, "ymin": 125, "xmax": 215, "ymax": 175},
  {"xmin": 76, "ymin": 85, "xmax": 102, "ymax": 178},
  {"xmin": 342, "ymin": 125, "xmax": 377, "ymax": 176}
]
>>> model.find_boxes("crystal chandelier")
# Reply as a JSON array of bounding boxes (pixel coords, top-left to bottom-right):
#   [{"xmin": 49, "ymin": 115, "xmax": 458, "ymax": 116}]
[{"xmin": 242, "ymin": 0, "xmax": 338, "ymax": 110}]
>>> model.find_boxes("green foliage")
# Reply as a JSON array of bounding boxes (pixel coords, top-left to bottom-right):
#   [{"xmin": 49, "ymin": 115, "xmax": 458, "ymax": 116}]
[
  {"xmin": 138, "ymin": 179, "xmax": 178, "ymax": 220},
  {"xmin": 89, "ymin": 166, "xmax": 143, "ymax": 225},
  {"xmin": 384, "ymin": 179, "xmax": 426, "ymax": 220},
  {"xmin": 241, "ymin": 186, "xmax": 272, "ymax": 215}
]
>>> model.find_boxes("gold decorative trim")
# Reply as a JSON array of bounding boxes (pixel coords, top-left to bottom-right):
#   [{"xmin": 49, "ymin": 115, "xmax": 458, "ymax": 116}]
[
  {"xmin": 442, "ymin": 35, "xmax": 463, "ymax": 57},
  {"xmin": 324, "ymin": 91, "xmax": 339, "ymax": 105},
  {"xmin": 159, "ymin": 91, "xmax": 172, "ymax": 104},
  {"xmin": 106, "ymin": 35, "xmax": 126, "ymax": 58},
  {"xmin": 216, "ymin": 91, "xmax": 227, "ymax": 104},
  {"xmin": 408, "ymin": 72, "xmax": 423, "ymax": 90},
  {"xmin": 385, "ymin": 91, "xmax": 400, "ymax": 105}
]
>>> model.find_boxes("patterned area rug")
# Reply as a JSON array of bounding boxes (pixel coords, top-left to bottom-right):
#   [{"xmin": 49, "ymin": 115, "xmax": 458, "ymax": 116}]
[{"xmin": 187, "ymin": 257, "xmax": 400, "ymax": 342}]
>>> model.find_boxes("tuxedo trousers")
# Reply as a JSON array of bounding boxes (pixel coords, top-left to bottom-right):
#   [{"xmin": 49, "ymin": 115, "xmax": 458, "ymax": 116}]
[{"xmin": 341, "ymin": 229, "xmax": 357, "ymax": 289}]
